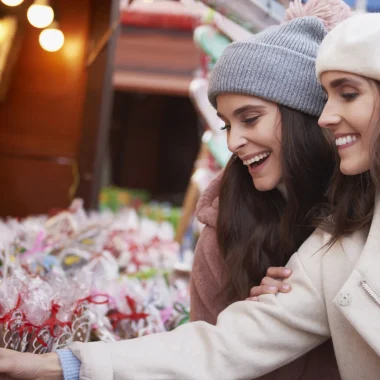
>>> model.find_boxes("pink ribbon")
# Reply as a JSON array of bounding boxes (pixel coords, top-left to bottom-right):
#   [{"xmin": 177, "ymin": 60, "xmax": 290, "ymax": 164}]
[{"xmin": 22, "ymin": 231, "xmax": 47, "ymax": 258}]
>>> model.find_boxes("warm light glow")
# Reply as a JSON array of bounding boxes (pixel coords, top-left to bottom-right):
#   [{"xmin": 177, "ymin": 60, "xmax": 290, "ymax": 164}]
[
  {"xmin": 39, "ymin": 26, "xmax": 64, "ymax": 52},
  {"xmin": 63, "ymin": 39, "xmax": 82, "ymax": 61},
  {"xmin": 27, "ymin": 2, "xmax": 54, "ymax": 29},
  {"xmin": 0, "ymin": 22, "xmax": 4, "ymax": 42},
  {"xmin": 1, "ymin": 0, "xmax": 24, "ymax": 6}
]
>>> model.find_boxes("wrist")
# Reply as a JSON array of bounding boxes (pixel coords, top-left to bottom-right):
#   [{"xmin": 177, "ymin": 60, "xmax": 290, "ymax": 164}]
[{"xmin": 41, "ymin": 353, "xmax": 64, "ymax": 380}]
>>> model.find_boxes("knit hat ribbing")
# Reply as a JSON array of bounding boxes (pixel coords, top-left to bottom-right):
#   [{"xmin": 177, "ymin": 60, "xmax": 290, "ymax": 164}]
[{"xmin": 208, "ymin": 0, "xmax": 351, "ymax": 117}]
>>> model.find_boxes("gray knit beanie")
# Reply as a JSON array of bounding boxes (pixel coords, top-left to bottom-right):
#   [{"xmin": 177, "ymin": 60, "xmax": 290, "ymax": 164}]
[{"xmin": 208, "ymin": 0, "xmax": 352, "ymax": 117}]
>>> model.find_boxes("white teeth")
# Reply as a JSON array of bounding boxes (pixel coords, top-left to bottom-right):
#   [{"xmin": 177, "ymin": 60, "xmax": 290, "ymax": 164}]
[
  {"xmin": 243, "ymin": 152, "xmax": 271, "ymax": 166},
  {"xmin": 335, "ymin": 135, "xmax": 358, "ymax": 146}
]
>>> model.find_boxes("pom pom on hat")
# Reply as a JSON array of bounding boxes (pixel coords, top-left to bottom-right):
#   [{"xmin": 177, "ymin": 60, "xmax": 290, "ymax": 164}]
[{"xmin": 285, "ymin": 0, "xmax": 352, "ymax": 31}]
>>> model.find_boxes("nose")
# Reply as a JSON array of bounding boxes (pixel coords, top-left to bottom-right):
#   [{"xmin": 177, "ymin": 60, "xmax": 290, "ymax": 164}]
[
  {"xmin": 318, "ymin": 102, "xmax": 342, "ymax": 129},
  {"xmin": 227, "ymin": 126, "xmax": 248, "ymax": 153}
]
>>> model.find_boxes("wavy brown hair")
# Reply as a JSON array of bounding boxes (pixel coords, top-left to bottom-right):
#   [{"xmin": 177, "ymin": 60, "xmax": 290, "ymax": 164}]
[
  {"xmin": 317, "ymin": 80, "xmax": 380, "ymax": 242},
  {"xmin": 216, "ymin": 105, "xmax": 336, "ymax": 302}
]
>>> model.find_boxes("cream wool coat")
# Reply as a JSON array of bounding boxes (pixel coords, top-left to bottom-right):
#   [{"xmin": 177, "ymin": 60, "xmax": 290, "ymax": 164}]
[{"xmin": 69, "ymin": 196, "xmax": 380, "ymax": 380}]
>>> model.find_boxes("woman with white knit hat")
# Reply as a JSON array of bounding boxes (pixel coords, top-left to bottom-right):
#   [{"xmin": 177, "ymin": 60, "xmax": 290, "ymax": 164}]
[
  {"xmin": 248, "ymin": 10, "xmax": 380, "ymax": 379},
  {"xmin": 2, "ymin": 6, "xmax": 380, "ymax": 380}
]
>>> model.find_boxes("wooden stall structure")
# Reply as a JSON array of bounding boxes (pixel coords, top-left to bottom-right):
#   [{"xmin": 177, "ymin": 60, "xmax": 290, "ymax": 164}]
[
  {"xmin": 109, "ymin": 0, "xmax": 201, "ymax": 207},
  {"xmin": 0, "ymin": 0, "xmax": 119, "ymax": 217}
]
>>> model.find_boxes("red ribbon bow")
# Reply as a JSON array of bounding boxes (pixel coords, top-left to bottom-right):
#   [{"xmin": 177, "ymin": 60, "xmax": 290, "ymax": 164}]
[
  {"xmin": 107, "ymin": 296, "xmax": 149, "ymax": 330},
  {"xmin": 0, "ymin": 296, "xmax": 22, "ymax": 325}
]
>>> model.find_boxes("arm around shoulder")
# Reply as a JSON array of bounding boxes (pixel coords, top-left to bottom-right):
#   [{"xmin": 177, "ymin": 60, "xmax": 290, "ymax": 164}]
[{"xmin": 69, "ymin": 245, "xmax": 330, "ymax": 380}]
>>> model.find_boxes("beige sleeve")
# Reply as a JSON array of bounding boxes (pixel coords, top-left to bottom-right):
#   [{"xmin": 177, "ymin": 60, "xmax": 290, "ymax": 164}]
[{"xmin": 70, "ymin": 230, "xmax": 330, "ymax": 380}]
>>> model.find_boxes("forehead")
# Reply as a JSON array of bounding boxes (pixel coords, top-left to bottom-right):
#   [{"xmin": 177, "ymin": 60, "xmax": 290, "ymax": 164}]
[
  {"xmin": 320, "ymin": 71, "xmax": 368, "ymax": 88},
  {"xmin": 216, "ymin": 93, "xmax": 275, "ymax": 114}
]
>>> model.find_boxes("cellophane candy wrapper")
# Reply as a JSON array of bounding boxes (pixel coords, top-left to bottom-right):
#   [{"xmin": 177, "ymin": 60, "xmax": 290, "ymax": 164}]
[
  {"xmin": 0, "ymin": 264, "xmax": 94, "ymax": 353},
  {"xmin": 0, "ymin": 198, "xmax": 191, "ymax": 352}
]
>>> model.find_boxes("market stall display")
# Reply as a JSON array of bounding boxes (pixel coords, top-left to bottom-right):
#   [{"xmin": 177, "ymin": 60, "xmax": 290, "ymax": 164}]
[{"xmin": 0, "ymin": 200, "xmax": 190, "ymax": 353}]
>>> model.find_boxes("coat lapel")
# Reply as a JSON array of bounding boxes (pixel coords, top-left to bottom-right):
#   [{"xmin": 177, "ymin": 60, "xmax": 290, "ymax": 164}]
[
  {"xmin": 332, "ymin": 194, "xmax": 380, "ymax": 355},
  {"xmin": 354, "ymin": 194, "xmax": 380, "ymax": 287}
]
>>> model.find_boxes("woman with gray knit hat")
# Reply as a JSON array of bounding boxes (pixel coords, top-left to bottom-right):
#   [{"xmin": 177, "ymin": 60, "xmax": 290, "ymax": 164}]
[
  {"xmin": 7, "ymin": 2, "xmax": 380, "ymax": 380},
  {"xmin": 191, "ymin": 0, "xmax": 348, "ymax": 378}
]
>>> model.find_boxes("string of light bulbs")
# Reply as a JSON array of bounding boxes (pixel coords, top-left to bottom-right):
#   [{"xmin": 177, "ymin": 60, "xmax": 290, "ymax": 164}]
[{"xmin": 1, "ymin": 0, "xmax": 64, "ymax": 52}]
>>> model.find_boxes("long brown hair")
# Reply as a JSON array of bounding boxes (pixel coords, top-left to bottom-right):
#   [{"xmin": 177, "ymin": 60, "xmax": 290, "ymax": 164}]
[
  {"xmin": 216, "ymin": 105, "xmax": 335, "ymax": 302},
  {"xmin": 318, "ymin": 80, "xmax": 380, "ymax": 242}
]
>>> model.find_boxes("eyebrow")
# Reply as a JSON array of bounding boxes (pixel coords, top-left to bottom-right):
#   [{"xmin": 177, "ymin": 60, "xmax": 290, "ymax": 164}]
[
  {"xmin": 217, "ymin": 104, "xmax": 265, "ymax": 119},
  {"xmin": 329, "ymin": 77, "xmax": 362, "ymax": 89}
]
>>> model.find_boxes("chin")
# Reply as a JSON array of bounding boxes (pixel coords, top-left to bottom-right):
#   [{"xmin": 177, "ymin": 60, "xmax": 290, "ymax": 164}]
[
  {"xmin": 252, "ymin": 177, "xmax": 279, "ymax": 192},
  {"xmin": 340, "ymin": 161, "xmax": 370, "ymax": 176}
]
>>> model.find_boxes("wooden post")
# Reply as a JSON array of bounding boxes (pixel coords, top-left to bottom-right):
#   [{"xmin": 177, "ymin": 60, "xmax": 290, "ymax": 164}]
[{"xmin": 175, "ymin": 141, "xmax": 209, "ymax": 244}]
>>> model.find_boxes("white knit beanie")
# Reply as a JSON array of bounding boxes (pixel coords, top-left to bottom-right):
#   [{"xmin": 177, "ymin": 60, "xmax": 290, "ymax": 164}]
[{"xmin": 316, "ymin": 13, "xmax": 380, "ymax": 81}]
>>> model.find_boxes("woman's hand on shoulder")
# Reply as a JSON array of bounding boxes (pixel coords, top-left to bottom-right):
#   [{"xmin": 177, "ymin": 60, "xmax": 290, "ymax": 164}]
[{"xmin": 246, "ymin": 267, "xmax": 292, "ymax": 301}]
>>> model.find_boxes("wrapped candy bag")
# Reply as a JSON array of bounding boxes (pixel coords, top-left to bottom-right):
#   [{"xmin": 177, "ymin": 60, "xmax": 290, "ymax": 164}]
[
  {"xmin": 0, "ymin": 197, "xmax": 191, "ymax": 350},
  {"xmin": 0, "ymin": 271, "xmax": 26, "ymax": 352},
  {"xmin": 0, "ymin": 264, "xmax": 94, "ymax": 353}
]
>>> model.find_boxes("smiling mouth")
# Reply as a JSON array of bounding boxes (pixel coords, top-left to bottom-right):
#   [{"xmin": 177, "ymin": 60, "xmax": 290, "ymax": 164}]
[
  {"xmin": 249, "ymin": 155, "xmax": 269, "ymax": 168},
  {"xmin": 335, "ymin": 134, "xmax": 358, "ymax": 147},
  {"xmin": 243, "ymin": 152, "xmax": 271, "ymax": 168}
]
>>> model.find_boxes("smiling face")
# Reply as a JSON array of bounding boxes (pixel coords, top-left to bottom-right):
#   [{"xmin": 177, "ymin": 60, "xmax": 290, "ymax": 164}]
[
  {"xmin": 216, "ymin": 93, "xmax": 282, "ymax": 191},
  {"xmin": 319, "ymin": 71, "xmax": 380, "ymax": 175}
]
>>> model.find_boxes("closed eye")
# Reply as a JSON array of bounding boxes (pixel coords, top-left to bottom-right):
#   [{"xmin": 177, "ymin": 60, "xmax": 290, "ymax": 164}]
[
  {"xmin": 342, "ymin": 93, "xmax": 359, "ymax": 101},
  {"xmin": 242, "ymin": 116, "xmax": 260, "ymax": 125}
]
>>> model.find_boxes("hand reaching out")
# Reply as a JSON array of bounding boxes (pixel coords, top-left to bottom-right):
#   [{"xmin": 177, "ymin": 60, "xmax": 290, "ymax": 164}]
[{"xmin": 0, "ymin": 348, "xmax": 63, "ymax": 380}]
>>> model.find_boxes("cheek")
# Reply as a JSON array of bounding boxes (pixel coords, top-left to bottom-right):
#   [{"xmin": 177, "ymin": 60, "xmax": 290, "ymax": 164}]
[
  {"xmin": 350, "ymin": 112, "xmax": 372, "ymax": 136},
  {"xmin": 345, "ymin": 97, "xmax": 375, "ymax": 140}
]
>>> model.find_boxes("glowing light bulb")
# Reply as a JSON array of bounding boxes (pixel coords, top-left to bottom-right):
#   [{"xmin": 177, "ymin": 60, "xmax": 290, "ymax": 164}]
[
  {"xmin": 39, "ymin": 25, "xmax": 64, "ymax": 52},
  {"xmin": 1, "ymin": 0, "xmax": 24, "ymax": 6},
  {"xmin": 27, "ymin": 1, "xmax": 54, "ymax": 29}
]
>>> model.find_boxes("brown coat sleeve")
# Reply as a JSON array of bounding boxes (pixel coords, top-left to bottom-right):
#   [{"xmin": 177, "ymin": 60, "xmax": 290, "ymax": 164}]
[
  {"xmin": 190, "ymin": 225, "xmax": 228, "ymax": 324},
  {"xmin": 190, "ymin": 226, "xmax": 341, "ymax": 380}
]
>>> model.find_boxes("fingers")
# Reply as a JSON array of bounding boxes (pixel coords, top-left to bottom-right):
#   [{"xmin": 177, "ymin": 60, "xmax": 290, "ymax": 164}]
[
  {"xmin": 262, "ymin": 276, "xmax": 292, "ymax": 293},
  {"xmin": 246, "ymin": 296, "xmax": 259, "ymax": 302},
  {"xmin": 249, "ymin": 283, "xmax": 279, "ymax": 298},
  {"xmin": 266, "ymin": 266, "xmax": 292, "ymax": 280},
  {"xmin": 249, "ymin": 278, "xmax": 292, "ymax": 298}
]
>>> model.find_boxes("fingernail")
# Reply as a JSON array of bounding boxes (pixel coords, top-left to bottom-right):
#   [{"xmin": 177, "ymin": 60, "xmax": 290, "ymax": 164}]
[
  {"xmin": 283, "ymin": 269, "xmax": 291, "ymax": 275},
  {"xmin": 268, "ymin": 286, "xmax": 278, "ymax": 291},
  {"xmin": 281, "ymin": 284, "xmax": 290, "ymax": 290}
]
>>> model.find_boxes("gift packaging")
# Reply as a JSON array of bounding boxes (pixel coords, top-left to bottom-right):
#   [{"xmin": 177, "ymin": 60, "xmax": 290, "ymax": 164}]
[{"xmin": 0, "ymin": 200, "xmax": 191, "ymax": 353}]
